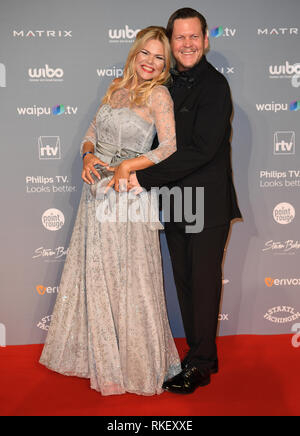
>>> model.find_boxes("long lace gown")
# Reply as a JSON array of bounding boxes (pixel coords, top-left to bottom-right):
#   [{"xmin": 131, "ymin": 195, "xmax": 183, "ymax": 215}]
[{"xmin": 39, "ymin": 85, "xmax": 182, "ymax": 396}]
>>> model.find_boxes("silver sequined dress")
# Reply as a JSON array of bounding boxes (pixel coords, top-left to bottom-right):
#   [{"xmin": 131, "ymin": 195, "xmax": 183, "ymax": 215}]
[{"xmin": 39, "ymin": 86, "xmax": 182, "ymax": 396}]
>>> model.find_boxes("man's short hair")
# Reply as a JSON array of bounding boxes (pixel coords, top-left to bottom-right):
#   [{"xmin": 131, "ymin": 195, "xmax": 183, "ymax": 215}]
[{"xmin": 166, "ymin": 7, "xmax": 208, "ymax": 39}]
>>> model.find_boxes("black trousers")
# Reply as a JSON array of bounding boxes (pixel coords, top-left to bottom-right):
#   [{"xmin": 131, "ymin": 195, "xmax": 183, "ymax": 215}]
[{"xmin": 165, "ymin": 223, "xmax": 230, "ymax": 370}]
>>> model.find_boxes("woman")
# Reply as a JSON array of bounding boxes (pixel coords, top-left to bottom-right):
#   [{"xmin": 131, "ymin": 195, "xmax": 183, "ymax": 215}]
[{"xmin": 39, "ymin": 26, "xmax": 181, "ymax": 396}]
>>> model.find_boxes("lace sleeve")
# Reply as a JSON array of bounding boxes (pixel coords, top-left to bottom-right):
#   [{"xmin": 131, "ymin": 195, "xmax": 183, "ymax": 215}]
[
  {"xmin": 80, "ymin": 104, "xmax": 102, "ymax": 156},
  {"xmin": 144, "ymin": 86, "xmax": 176, "ymax": 164}
]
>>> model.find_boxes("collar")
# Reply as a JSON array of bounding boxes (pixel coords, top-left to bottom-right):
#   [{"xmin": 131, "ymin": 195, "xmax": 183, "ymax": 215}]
[{"xmin": 170, "ymin": 56, "xmax": 208, "ymax": 88}]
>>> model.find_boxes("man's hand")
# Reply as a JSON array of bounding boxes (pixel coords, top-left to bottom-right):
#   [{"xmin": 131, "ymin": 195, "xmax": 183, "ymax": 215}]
[
  {"xmin": 128, "ymin": 172, "xmax": 143, "ymax": 194},
  {"xmin": 81, "ymin": 153, "xmax": 109, "ymax": 185},
  {"xmin": 105, "ymin": 161, "xmax": 131, "ymax": 193}
]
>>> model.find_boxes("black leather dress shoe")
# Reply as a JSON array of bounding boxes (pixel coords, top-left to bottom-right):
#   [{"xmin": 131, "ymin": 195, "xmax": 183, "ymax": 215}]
[
  {"xmin": 162, "ymin": 366, "xmax": 211, "ymax": 394},
  {"xmin": 181, "ymin": 358, "xmax": 218, "ymax": 374}
]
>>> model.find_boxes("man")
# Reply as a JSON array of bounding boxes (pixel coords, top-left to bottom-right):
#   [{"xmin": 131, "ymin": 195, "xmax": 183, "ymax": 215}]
[{"xmin": 134, "ymin": 8, "xmax": 242, "ymax": 394}]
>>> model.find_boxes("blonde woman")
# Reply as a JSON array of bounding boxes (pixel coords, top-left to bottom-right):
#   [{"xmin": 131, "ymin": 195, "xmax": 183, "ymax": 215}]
[{"xmin": 39, "ymin": 27, "xmax": 181, "ymax": 396}]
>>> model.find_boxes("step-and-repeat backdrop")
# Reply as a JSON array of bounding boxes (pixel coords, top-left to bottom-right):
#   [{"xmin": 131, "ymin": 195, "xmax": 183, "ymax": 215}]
[{"xmin": 1, "ymin": 0, "xmax": 300, "ymax": 346}]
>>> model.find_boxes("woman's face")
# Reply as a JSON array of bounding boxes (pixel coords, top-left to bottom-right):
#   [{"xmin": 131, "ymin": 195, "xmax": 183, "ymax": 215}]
[{"xmin": 134, "ymin": 39, "xmax": 166, "ymax": 83}]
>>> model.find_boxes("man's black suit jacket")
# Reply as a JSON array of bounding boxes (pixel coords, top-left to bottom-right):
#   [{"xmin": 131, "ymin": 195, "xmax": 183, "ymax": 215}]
[{"xmin": 136, "ymin": 56, "xmax": 242, "ymax": 231}]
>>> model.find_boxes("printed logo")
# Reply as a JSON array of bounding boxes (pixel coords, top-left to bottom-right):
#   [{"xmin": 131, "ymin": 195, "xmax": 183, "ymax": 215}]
[
  {"xmin": 42, "ymin": 208, "xmax": 65, "ymax": 231},
  {"xmin": 210, "ymin": 26, "xmax": 223, "ymax": 37},
  {"xmin": 26, "ymin": 176, "xmax": 76, "ymax": 194},
  {"xmin": 265, "ymin": 277, "xmax": 300, "ymax": 287},
  {"xmin": 273, "ymin": 203, "xmax": 295, "ymax": 225},
  {"xmin": 52, "ymin": 104, "xmax": 65, "ymax": 115},
  {"xmin": 108, "ymin": 25, "xmax": 140, "ymax": 43},
  {"xmin": 0, "ymin": 63, "xmax": 6, "ymax": 87},
  {"xmin": 257, "ymin": 28, "xmax": 298, "ymax": 36},
  {"xmin": 28, "ymin": 64, "xmax": 64, "ymax": 82},
  {"xmin": 210, "ymin": 26, "xmax": 236, "ymax": 37},
  {"xmin": 32, "ymin": 246, "xmax": 69, "ymax": 261},
  {"xmin": 269, "ymin": 61, "xmax": 300, "ymax": 78},
  {"xmin": 97, "ymin": 66, "xmax": 124, "ymax": 78},
  {"xmin": 291, "ymin": 323, "xmax": 300, "ymax": 348},
  {"xmin": 263, "ymin": 240, "xmax": 300, "ymax": 255},
  {"xmin": 218, "ymin": 314, "xmax": 229, "ymax": 321},
  {"xmin": 264, "ymin": 306, "xmax": 300, "ymax": 324},
  {"xmin": 290, "ymin": 101, "xmax": 300, "ymax": 111},
  {"xmin": 265, "ymin": 277, "xmax": 274, "ymax": 287},
  {"xmin": 38, "ymin": 136, "xmax": 61, "ymax": 160},
  {"xmin": 17, "ymin": 105, "xmax": 77, "ymax": 117},
  {"xmin": 215, "ymin": 66, "xmax": 235, "ymax": 75},
  {"xmin": 37, "ymin": 315, "xmax": 53, "ymax": 331},
  {"xmin": 0, "ymin": 323, "xmax": 6, "ymax": 347},
  {"xmin": 274, "ymin": 131, "xmax": 295, "ymax": 155},
  {"xmin": 256, "ymin": 101, "xmax": 300, "ymax": 112},
  {"xmin": 259, "ymin": 170, "xmax": 300, "ymax": 189},
  {"xmin": 13, "ymin": 30, "xmax": 72, "ymax": 38},
  {"xmin": 36, "ymin": 285, "xmax": 59, "ymax": 295}
]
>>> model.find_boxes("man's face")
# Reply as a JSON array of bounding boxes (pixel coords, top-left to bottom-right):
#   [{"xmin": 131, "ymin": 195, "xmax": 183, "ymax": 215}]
[{"xmin": 170, "ymin": 17, "xmax": 209, "ymax": 71}]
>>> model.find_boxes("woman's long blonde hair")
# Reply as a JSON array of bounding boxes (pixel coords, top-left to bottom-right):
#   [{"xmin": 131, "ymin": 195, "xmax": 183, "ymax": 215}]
[{"xmin": 102, "ymin": 26, "xmax": 171, "ymax": 107}]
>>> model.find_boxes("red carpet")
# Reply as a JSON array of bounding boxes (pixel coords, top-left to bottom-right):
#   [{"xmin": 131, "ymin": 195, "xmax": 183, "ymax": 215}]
[{"xmin": 0, "ymin": 336, "xmax": 299, "ymax": 416}]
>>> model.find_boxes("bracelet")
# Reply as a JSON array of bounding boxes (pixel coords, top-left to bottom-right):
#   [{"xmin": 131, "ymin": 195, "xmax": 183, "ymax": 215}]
[{"xmin": 82, "ymin": 151, "xmax": 93, "ymax": 160}]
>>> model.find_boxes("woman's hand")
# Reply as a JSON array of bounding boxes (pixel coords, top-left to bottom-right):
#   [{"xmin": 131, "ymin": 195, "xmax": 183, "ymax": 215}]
[
  {"xmin": 105, "ymin": 161, "xmax": 131, "ymax": 193},
  {"xmin": 81, "ymin": 153, "xmax": 109, "ymax": 185}
]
